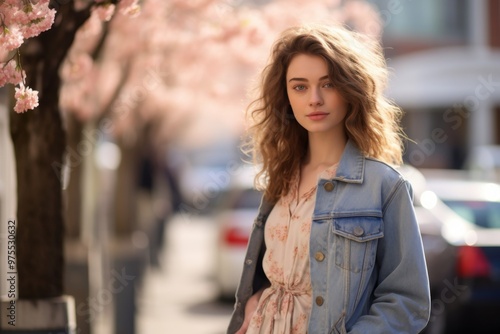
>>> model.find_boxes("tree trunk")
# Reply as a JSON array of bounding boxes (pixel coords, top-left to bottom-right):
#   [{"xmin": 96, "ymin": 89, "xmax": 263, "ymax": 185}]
[{"xmin": 9, "ymin": 3, "xmax": 91, "ymax": 299}]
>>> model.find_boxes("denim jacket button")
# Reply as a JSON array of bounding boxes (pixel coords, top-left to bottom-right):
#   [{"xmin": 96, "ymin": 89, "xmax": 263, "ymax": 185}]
[
  {"xmin": 315, "ymin": 296, "xmax": 324, "ymax": 306},
  {"xmin": 353, "ymin": 226, "xmax": 364, "ymax": 237},
  {"xmin": 323, "ymin": 181, "xmax": 334, "ymax": 192},
  {"xmin": 314, "ymin": 251, "xmax": 325, "ymax": 262}
]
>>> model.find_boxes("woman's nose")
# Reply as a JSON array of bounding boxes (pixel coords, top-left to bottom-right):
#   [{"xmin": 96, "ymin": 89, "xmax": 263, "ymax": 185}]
[{"xmin": 309, "ymin": 87, "xmax": 324, "ymax": 106}]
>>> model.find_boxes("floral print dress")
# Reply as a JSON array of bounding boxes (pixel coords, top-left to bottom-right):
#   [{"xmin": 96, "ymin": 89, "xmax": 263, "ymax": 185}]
[{"xmin": 246, "ymin": 164, "xmax": 338, "ymax": 334}]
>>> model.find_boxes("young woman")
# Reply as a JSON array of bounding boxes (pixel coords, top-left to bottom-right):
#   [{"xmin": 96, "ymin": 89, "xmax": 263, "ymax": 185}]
[{"xmin": 228, "ymin": 24, "xmax": 431, "ymax": 334}]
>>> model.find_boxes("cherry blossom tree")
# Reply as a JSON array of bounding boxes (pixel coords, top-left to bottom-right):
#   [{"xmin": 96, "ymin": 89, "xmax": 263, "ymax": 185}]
[{"xmin": 1, "ymin": 0, "xmax": 139, "ymax": 300}]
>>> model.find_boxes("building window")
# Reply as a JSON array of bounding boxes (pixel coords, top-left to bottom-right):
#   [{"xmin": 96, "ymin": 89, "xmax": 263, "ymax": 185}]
[
  {"xmin": 367, "ymin": 0, "xmax": 468, "ymax": 44},
  {"xmin": 402, "ymin": 107, "xmax": 469, "ymax": 169}
]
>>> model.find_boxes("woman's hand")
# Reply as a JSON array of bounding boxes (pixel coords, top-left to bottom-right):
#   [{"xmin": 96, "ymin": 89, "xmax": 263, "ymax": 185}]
[{"xmin": 235, "ymin": 288, "xmax": 265, "ymax": 334}]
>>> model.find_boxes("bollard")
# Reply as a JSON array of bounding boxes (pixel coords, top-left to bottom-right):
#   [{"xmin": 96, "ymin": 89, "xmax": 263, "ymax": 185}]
[{"xmin": 0, "ymin": 295, "xmax": 76, "ymax": 334}]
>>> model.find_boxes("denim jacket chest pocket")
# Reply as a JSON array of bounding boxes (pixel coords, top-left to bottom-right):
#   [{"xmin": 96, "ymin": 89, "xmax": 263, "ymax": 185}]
[{"xmin": 330, "ymin": 213, "xmax": 384, "ymax": 273}]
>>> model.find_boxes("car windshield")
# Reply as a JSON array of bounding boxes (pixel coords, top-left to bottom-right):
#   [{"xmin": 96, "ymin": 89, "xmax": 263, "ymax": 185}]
[{"xmin": 443, "ymin": 200, "xmax": 500, "ymax": 229}]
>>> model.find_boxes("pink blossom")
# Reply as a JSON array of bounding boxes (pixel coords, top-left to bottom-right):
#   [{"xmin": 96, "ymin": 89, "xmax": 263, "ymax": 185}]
[
  {"xmin": 7, "ymin": 7, "xmax": 31, "ymax": 26},
  {"xmin": 0, "ymin": 26, "xmax": 24, "ymax": 51},
  {"xmin": 118, "ymin": 0, "xmax": 139, "ymax": 7},
  {"xmin": 118, "ymin": 0, "xmax": 141, "ymax": 17},
  {"xmin": 60, "ymin": 53, "xmax": 93, "ymax": 82},
  {"xmin": 120, "ymin": 4, "xmax": 141, "ymax": 17},
  {"xmin": 32, "ymin": 8, "xmax": 56, "ymax": 35},
  {"xmin": 93, "ymin": 4, "xmax": 116, "ymax": 22},
  {"xmin": 0, "ymin": 60, "xmax": 24, "ymax": 86},
  {"xmin": 77, "ymin": 11, "xmax": 103, "ymax": 41},
  {"xmin": 14, "ymin": 84, "xmax": 39, "ymax": 113},
  {"xmin": 0, "ymin": 0, "xmax": 56, "ymax": 41},
  {"xmin": 19, "ymin": 6, "xmax": 56, "ymax": 39}
]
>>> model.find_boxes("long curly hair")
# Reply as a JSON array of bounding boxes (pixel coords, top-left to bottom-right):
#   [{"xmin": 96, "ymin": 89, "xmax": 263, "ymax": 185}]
[{"xmin": 244, "ymin": 24, "xmax": 405, "ymax": 203}]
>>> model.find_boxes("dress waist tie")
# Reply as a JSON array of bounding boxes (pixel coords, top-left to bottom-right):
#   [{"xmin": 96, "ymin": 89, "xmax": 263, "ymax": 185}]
[{"xmin": 257, "ymin": 283, "xmax": 308, "ymax": 334}]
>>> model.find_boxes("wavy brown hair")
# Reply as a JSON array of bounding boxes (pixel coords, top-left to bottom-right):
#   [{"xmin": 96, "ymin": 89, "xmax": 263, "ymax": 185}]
[{"xmin": 244, "ymin": 24, "xmax": 404, "ymax": 203}]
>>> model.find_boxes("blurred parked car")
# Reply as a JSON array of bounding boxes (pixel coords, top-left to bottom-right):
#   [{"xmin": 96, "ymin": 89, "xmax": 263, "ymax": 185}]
[
  {"xmin": 423, "ymin": 176, "xmax": 500, "ymax": 333},
  {"xmin": 213, "ymin": 165, "xmax": 262, "ymax": 300}
]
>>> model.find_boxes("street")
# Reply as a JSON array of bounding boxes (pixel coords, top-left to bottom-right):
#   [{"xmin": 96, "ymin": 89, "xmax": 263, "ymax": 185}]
[{"xmin": 136, "ymin": 214, "xmax": 234, "ymax": 334}]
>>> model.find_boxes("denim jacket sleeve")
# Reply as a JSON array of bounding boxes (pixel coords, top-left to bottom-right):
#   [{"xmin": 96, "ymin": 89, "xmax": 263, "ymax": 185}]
[
  {"xmin": 227, "ymin": 198, "xmax": 274, "ymax": 334},
  {"xmin": 347, "ymin": 179, "xmax": 431, "ymax": 333}
]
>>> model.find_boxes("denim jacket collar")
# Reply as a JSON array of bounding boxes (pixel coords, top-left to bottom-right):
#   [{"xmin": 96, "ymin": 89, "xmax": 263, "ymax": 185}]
[
  {"xmin": 332, "ymin": 139, "xmax": 365, "ymax": 184},
  {"xmin": 257, "ymin": 139, "xmax": 365, "ymax": 218}
]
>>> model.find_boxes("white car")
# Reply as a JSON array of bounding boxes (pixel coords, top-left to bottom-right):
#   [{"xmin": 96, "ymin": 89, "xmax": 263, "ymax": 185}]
[{"xmin": 212, "ymin": 165, "xmax": 262, "ymax": 300}]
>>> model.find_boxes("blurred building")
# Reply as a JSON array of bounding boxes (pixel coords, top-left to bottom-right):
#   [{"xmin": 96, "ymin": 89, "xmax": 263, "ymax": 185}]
[{"xmin": 368, "ymin": 0, "xmax": 500, "ymax": 169}]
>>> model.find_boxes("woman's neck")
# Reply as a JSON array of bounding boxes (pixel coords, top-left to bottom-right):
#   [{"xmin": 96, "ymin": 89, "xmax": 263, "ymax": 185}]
[{"xmin": 304, "ymin": 131, "xmax": 347, "ymax": 168}]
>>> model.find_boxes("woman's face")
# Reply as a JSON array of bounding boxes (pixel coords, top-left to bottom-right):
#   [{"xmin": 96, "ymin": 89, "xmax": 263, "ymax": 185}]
[{"xmin": 286, "ymin": 54, "xmax": 348, "ymax": 137}]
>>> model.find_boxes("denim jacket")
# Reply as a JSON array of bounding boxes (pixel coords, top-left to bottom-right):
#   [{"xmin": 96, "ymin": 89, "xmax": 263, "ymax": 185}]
[{"xmin": 227, "ymin": 140, "xmax": 431, "ymax": 334}]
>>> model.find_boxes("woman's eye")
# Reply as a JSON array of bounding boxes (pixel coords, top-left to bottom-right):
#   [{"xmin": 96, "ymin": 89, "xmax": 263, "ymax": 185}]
[
  {"xmin": 323, "ymin": 82, "xmax": 334, "ymax": 88},
  {"xmin": 293, "ymin": 85, "xmax": 306, "ymax": 91}
]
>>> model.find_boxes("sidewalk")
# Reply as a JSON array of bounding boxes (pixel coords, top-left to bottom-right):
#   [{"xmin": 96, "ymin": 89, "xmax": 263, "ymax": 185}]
[{"xmin": 136, "ymin": 214, "xmax": 233, "ymax": 333}]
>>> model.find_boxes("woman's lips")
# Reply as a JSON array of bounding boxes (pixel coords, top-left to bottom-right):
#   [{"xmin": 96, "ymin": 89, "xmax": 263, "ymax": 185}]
[{"xmin": 307, "ymin": 112, "xmax": 329, "ymax": 121}]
